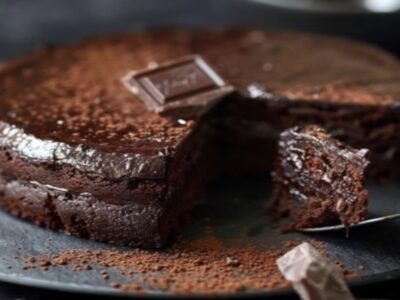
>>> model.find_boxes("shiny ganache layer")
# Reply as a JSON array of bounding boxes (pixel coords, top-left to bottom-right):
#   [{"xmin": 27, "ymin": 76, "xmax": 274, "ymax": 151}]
[{"xmin": 0, "ymin": 30, "xmax": 399, "ymax": 181}]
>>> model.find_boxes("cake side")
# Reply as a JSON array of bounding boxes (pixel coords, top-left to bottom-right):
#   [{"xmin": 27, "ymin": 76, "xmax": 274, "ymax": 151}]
[
  {"xmin": 0, "ymin": 116, "xmax": 215, "ymax": 247},
  {"xmin": 0, "ymin": 168, "xmax": 205, "ymax": 248},
  {"xmin": 270, "ymin": 125, "xmax": 369, "ymax": 229}
]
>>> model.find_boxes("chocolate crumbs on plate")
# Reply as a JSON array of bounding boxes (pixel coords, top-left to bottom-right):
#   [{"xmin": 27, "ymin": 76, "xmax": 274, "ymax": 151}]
[{"xmin": 22, "ymin": 236, "xmax": 354, "ymax": 295}]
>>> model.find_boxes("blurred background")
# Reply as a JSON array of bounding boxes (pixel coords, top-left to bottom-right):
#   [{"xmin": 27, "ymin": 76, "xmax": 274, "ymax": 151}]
[{"xmin": 0, "ymin": 0, "xmax": 400, "ymax": 62}]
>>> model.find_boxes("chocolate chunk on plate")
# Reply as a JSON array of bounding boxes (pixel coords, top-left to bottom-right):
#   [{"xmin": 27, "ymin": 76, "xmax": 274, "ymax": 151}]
[
  {"xmin": 270, "ymin": 125, "xmax": 369, "ymax": 229},
  {"xmin": 277, "ymin": 242, "xmax": 354, "ymax": 300}
]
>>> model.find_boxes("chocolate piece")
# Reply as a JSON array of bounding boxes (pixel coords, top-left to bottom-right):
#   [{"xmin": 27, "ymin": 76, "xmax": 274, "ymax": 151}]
[
  {"xmin": 277, "ymin": 242, "xmax": 354, "ymax": 300},
  {"xmin": 270, "ymin": 125, "xmax": 369, "ymax": 229},
  {"xmin": 122, "ymin": 55, "xmax": 234, "ymax": 117}
]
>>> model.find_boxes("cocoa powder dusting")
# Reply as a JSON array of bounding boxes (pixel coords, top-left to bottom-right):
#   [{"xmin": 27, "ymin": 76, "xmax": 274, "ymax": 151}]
[{"xmin": 22, "ymin": 237, "xmax": 353, "ymax": 295}]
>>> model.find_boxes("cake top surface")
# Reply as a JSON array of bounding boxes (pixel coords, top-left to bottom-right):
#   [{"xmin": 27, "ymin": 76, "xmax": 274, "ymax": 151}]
[{"xmin": 0, "ymin": 29, "xmax": 399, "ymax": 154}]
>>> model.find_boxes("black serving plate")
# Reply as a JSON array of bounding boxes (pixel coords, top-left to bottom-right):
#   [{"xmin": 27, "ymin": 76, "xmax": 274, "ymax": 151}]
[{"xmin": 0, "ymin": 176, "xmax": 400, "ymax": 298}]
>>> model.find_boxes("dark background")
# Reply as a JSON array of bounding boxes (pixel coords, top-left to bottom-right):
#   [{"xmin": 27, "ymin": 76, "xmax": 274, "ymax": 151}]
[
  {"xmin": 1, "ymin": 0, "xmax": 400, "ymax": 60},
  {"xmin": 0, "ymin": 0, "xmax": 400, "ymax": 299}
]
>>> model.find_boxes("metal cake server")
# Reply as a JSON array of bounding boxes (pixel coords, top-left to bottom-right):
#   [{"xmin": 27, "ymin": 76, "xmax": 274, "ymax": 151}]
[{"xmin": 299, "ymin": 213, "xmax": 400, "ymax": 232}]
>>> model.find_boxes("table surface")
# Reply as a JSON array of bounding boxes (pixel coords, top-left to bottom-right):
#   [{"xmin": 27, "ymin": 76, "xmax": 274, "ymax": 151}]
[{"xmin": 0, "ymin": 0, "xmax": 399, "ymax": 299}]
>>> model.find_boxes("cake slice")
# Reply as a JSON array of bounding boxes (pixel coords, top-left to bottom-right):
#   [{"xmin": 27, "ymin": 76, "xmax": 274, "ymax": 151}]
[{"xmin": 270, "ymin": 125, "xmax": 369, "ymax": 229}]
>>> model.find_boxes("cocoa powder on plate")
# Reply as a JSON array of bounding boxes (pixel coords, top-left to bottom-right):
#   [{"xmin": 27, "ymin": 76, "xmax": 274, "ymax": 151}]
[{"xmin": 22, "ymin": 236, "xmax": 354, "ymax": 295}]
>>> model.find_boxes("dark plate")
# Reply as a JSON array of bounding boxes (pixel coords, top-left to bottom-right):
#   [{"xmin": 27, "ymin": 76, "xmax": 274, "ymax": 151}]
[{"xmin": 0, "ymin": 176, "xmax": 399, "ymax": 298}]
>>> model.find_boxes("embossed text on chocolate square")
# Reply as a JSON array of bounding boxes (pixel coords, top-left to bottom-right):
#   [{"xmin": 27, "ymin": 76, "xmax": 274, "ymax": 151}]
[{"xmin": 122, "ymin": 55, "xmax": 234, "ymax": 116}]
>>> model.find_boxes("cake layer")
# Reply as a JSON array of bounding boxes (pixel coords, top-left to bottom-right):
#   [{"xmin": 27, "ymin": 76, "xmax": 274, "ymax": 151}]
[{"xmin": 0, "ymin": 171, "xmax": 203, "ymax": 247}]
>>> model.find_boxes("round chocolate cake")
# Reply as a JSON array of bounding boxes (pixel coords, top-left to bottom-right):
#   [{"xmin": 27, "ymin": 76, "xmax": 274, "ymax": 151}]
[{"xmin": 0, "ymin": 29, "xmax": 399, "ymax": 247}]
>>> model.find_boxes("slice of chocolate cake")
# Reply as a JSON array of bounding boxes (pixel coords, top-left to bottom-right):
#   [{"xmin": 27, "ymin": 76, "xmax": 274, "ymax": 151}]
[{"xmin": 271, "ymin": 125, "xmax": 369, "ymax": 229}]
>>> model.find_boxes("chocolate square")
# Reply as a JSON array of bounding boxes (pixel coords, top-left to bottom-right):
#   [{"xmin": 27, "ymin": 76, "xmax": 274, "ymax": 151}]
[
  {"xmin": 277, "ymin": 243, "xmax": 354, "ymax": 300},
  {"xmin": 122, "ymin": 55, "xmax": 234, "ymax": 117}
]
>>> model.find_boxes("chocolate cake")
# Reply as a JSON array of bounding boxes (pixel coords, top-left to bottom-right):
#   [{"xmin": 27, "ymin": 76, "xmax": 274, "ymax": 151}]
[
  {"xmin": 271, "ymin": 125, "xmax": 369, "ymax": 229},
  {"xmin": 0, "ymin": 29, "xmax": 399, "ymax": 247}
]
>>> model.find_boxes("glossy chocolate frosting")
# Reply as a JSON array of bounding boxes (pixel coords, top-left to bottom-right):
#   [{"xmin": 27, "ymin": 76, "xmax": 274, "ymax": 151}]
[
  {"xmin": 1, "ymin": 30, "xmax": 399, "ymax": 180},
  {"xmin": 0, "ymin": 122, "xmax": 167, "ymax": 179}
]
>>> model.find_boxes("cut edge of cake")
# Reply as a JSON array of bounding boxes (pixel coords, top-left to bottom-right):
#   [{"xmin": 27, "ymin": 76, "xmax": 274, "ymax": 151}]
[{"xmin": 269, "ymin": 125, "xmax": 370, "ymax": 230}]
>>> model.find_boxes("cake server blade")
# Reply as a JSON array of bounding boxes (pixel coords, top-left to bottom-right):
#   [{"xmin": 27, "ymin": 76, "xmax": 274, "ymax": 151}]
[{"xmin": 298, "ymin": 213, "xmax": 400, "ymax": 232}]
